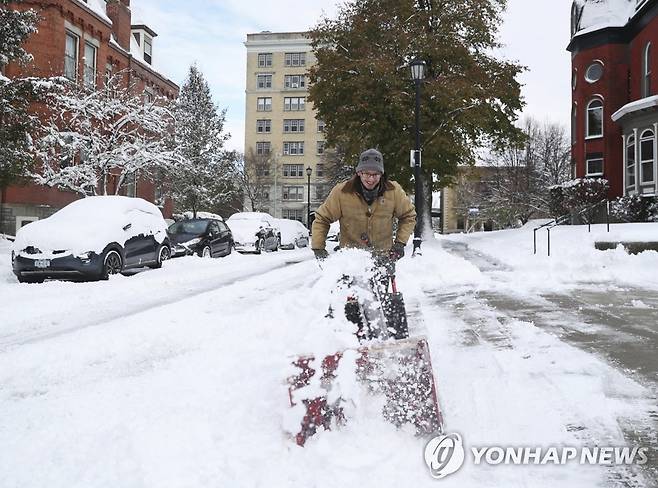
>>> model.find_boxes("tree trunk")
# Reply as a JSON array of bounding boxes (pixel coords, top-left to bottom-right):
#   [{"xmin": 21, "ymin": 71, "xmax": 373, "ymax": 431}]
[{"xmin": 420, "ymin": 171, "xmax": 433, "ymax": 240}]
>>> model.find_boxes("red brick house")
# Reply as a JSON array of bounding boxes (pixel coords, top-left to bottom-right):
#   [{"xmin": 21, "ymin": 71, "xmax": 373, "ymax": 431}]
[
  {"xmin": 1, "ymin": 0, "xmax": 178, "ymax": 235},
  {"xmin": 568, "ymin": 0, "xmax": 657, "ymax": 199}
]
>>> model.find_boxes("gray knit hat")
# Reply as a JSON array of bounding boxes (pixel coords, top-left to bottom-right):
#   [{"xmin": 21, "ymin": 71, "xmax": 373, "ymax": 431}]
[{"xmin": 356, "ymin": 148, "xmax": 384, "ymax": 174}]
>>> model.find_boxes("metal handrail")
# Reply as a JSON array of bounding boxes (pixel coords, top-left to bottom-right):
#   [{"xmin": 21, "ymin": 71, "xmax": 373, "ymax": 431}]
[{"xmin": 534, "ymin": 199, "xmax": 610, "ymax": 256}]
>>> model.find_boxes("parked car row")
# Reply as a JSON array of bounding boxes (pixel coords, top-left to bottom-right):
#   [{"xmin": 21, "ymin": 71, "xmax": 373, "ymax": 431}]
[{"xmin": 11, "ymin": 198, "xmax": 310, "ymax": 283}]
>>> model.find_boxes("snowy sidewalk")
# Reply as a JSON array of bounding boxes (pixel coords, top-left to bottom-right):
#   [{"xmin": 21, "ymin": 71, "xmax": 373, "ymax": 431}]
[{"xmin": 437, "ymin": 238, "xmax": 658, "ymax": 486}]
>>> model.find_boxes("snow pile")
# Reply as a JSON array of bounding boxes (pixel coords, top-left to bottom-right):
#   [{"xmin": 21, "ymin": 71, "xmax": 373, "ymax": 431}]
[
  {"xmin": 12, "ymin": 196, "xmax": 167, "ymax": 256},
  {"xmin": 573, "ymin": 0, "xmax": 636, "ymax": 36},
  {"xmin": 441, "ymin": 221, "xmax": 658, "ymax": 290}
]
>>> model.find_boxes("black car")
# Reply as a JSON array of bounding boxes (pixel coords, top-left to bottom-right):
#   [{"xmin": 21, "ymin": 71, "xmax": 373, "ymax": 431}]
[
  {"xmin": 168, "ymin": 218, "xmax": 233, "ymax": 258},
  {"xmin": 12, "ymin": 196, "xmax": 171, "ymax": 283}
]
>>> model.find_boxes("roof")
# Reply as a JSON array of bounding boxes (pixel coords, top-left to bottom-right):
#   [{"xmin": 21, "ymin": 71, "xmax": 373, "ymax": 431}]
[
  {"xmin": 571, "ymin": 0, "xmax": 650, "ymax": 38},
  {"xmin": 611, "ymin": 94, "xmax": 658, "ymax": 121}
]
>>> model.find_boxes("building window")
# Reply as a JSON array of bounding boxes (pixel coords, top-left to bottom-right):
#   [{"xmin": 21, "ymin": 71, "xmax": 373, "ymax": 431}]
[
  {"xmin": 586, "ymin": 99, "xmax": 603, "ymax": 138},
  {"xmin": 256, "ymin": 119, "xmax": 271, "ymax": 133},
  {"xmin": 64, "ymin": 31, "xmax": 78, "ymax": 81},
  {"xmin": 258, "ymin": 53, "xmax": 272, "ymax": 68},
  {"xmin": 316, "ymin": 184, "xmax": 328, "ymax": 200},
  {"xmin": 571, "ymin": 104, "xmax": 577, "ymax": 144},
  {"xmin": 284, "ymin": 97, "xmax": 305, "ymax": 111},
  {"xmin": 284, "ymin": 74, "xmax": 305, "ymax": 89},
  {"xmin": 626, "ymin": 135, "xmax": 636, "ymax": 188},
  {"xmin": 283, "ymin": 186, "xmax": 304, "ymax": 201},
  {"xmin": 283, "ymin": 141, "xmax": 304, "ymax": 155},
  {"xmin": 256, "ymin": 142, "xmax": 271, "ymax": 155},
  {"xmin": 83, "ymin": 42, "xmax": 97, "ymax": 87},
  {"xmin": 317, "ymin": 119, "xmax": 325, "ymax": 132},
  {"xmin": 285, "ymin": 52, "xmax": 306, "ymax": 67},
  {"xmin": 257, "ymin": 97, "xmax": 272, "ymax": 112},
  {"xmin": 125, "ymin": 172, "xmax": 137, "ymax": 197},
  {"xmin": 283, "ymin": 164, "xmax": 304, "ymax": 177},
  {"xmin": 316, "ymin": 163, "xmax": 324, "ymax": 177},
  {"xmin": 282, "ymin": 209, "xmax": 304, "ymax": 221},
  {"xmin": 640, "ymin": 129, "xmax": 655, "ymax": 183},
  {"xmin": 642, "ymin": 43, "xmax": 652, "ymax": 98},
  {"xmin": 572, "ymin": 69, "xmax": 577, "ymax": 91},
  {"xmin": 283, "ymin": 119, "xmax": 305, "ymax": 133},
  {"xmin": 585, "ymin": 61, "xmax": 603, "ymax": 83},
  {"xmin": 144, "ymin": 35, "xmax": 152, "ymax": 64},
  {"xmin": 144, "ymin": 87, "xmax": 154, "ymax": 103},
  {"xmin": 586, "ymin": 158, "xmax": 604, "ymax": 177},
  {"xmin": 316, "ymin": 141, "xmax": 325, "ymax": 155},
  {"xmin": 257, "ymin": 74, "xmax": 272, "ymax": 89}
]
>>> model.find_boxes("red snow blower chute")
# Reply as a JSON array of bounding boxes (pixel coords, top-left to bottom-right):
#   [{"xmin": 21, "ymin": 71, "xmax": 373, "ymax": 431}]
[{"xmin": 287, "ymin": 255, "xmax": 443, "ymax": 446}]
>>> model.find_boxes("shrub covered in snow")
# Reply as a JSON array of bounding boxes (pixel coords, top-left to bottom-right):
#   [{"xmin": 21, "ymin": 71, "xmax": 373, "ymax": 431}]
[
  {"xmin": 610, "ymin": 195, "xmax": 658, "ymax": 222},
  {"xmin": 561, "ymin": 178, "xmax": 609, "ymax": 223}
]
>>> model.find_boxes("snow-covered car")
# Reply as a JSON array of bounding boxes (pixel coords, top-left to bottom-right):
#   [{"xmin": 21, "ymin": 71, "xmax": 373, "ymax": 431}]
[
  {"xmin": 168, "ymin": 218, "xmax": 233, "ymax": 258},
  {"xmin": 12, "ymin": 196, "xmax": 170, "ymax": 283},
  {"xmin": 275, "ymin": 218, "xmax": 309, "ymax": 249},
  {"xmin": 226, "ymin": 212, "xmax": 280, "ymax": 253}
]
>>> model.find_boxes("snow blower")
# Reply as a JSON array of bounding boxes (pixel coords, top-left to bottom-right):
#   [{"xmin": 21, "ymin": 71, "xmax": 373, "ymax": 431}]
[{"xmin": 287, "ymin": 255, "xmax": 443, "ymax": 446}]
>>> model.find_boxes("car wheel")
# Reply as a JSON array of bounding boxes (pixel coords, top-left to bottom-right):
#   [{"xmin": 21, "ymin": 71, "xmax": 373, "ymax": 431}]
[
  {"xmin": 102, "ymin": 249, "xmax": 123, "ymax": 280},
  {"xmin": 201, "ymin": 246, "xmax": 212, "ymax": 258},
  {"xmin": 150, "ymin": 244, "xmax": 170, "ymax": 269}
]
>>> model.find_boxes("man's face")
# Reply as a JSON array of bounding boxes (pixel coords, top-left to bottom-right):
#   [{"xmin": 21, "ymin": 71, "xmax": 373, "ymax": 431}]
[{"xmin": 358, "ymin": 171, "xmax": 382, "ymax": 190}]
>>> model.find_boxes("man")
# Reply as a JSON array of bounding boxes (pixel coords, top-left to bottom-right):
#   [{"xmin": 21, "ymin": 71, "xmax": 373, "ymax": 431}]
[{"xmin": 311, "ymin": 148, "xmax": 416, "ymax": 261}]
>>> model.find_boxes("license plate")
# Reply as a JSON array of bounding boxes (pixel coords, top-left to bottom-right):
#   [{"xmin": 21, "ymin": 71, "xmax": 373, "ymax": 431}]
[{"xmin": 35, "ymin": 259, "xmax": 50, "ymax": 268}]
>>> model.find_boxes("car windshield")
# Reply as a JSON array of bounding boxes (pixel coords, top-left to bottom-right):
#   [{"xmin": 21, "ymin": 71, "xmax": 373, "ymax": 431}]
[{"xmin": 168, "ymin": 220, "xmax": 208, "ymax": 235}]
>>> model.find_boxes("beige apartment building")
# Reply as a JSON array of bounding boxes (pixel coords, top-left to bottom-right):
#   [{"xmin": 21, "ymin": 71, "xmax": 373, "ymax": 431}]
[{"xmin": 243, "ymin": 31, "xmax": 327, "ymax": 225}]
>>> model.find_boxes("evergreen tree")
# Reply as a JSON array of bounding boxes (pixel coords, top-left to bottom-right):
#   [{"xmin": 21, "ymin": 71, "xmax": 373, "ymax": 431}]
[
  {"xmin": 309, "ymin": 0, "xmax": 525, "ymax": 236},
  {"xmin": 0, "ymin": 0, "xmax": 40, "ymax": 191},
  {"xmin": 169, "ymin": 65, "xmax": 236, "ymax": 217}
]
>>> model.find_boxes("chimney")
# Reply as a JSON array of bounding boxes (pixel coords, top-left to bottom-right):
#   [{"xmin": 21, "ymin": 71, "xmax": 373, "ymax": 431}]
[{"xmin": 106, "ymin": 0, "xmax": 132, "ymax": 51}]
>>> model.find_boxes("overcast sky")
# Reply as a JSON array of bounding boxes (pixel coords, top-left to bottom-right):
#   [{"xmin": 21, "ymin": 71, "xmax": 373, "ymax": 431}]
[{"xmin": 134, "ymin": 0, "xmax": 573, "ymax": 152}]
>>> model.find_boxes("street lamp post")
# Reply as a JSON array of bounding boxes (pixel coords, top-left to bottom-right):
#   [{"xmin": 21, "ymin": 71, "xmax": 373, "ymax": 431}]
[
  {"xmin": 306, "ymin": 166, "xmax": 312, "ymax": 228},
  {"xmin": 410, "ymin": 58, "xmax": 426, "ymax": 254}
]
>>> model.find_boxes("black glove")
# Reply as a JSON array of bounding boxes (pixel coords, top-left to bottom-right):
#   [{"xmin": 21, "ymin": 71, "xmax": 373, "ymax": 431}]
[
  {"xmin": 390, "ymin": 242, "xmax": 405, "ymax": 261},
  {"xmin": 313, "ymin": 249, "xmax": 329, "ymax": 261}
]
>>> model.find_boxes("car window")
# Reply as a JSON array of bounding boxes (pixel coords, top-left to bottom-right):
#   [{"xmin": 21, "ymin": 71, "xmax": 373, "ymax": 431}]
[
  {"xmin": 218, "ymin": 221, "xmax": 228, "ymax": 232},
  {"xmin": 209, "ymin": 222, "xmax": 221, "ymax": 234},
  {"xmin": 168, "ymin": 220, "xmax": 209, "ymax": 235}
]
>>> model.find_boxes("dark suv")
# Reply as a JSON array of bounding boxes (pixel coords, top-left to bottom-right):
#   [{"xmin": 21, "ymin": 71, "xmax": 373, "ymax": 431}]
[{"xmin": 168, "ymin": 218, "xmax": 233, "ymax": 258}]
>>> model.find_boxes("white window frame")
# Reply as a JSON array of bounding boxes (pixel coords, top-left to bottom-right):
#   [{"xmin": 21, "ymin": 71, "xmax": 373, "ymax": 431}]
[
  {"xmin": 284, "ymin": 74, "xmax": 305, "ymax": 89},
  {"xmin": 83, "ymin": 42, "xmax": 97, "ymax": 87},
  {"xmin": 256, "ymin": 141, "xmax": 271, "ymax": 155},
  {"xmin": 257, "ymin": 53, "xmax": 272, "ymax": 68},
  {"xmin": 585, "ymin": 157, "xmax": 604, "ymax": 177},
  {"xmin": 257, "ymin": 97, "xmax": 272, "ymax": 112},
  {"xmin": 283, "ymin": 186, "xmax": 304, "ymax": 201},
  {"xmin": 317, "ymin": 120, "xmax": 325, "ymax": 132},
  {"xmin": 316, "ymin": 141, "xmax": 325, "ymax": 155},
  {"xmin": 285, "ymin": 52, "xmax": 306, "ymax": 67},
  {"xmin": 257, "ymin": 73, "xmax": 272, "ymax": 89},
  {"xmin": 283, "ymin": 142, "xmax": 304, "ymax": 156},
  {"xmin": 283, "ymin": 119, "xmax": 305, "ymax": 133},
  {"xmin": 256, "ymin": 119, "xmax": 271, "ymax": 133},
  {"xmin": 283, "ymin": 164, "xmax": 304, "ymax": 178},
  {"xmin": 585, "ymin": 98, "xmax": 604, "ymax": 139},
  {"xmin": 64, "ymin": 31, "xmax": 79, "ymax": 81},
  {"xmin": 640, "ymin": 128, "xmax": 655, "ymax": 184},
  {"xmin": 642, "ymin": 42, "xmax": 652, "ymax": 98},
  {"xmin": 284, "ymin": 97, "xmax": 305, "ymax": 111},
  {"xmin": 626, "ymin": 134, "xmax": 637, "ymax": 189},
  {"xmin": 143, "ymin": 35, "xmax": 152, "ymax": 64}
]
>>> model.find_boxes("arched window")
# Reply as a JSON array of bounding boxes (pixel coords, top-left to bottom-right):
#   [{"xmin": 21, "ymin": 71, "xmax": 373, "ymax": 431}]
[
  {"xmin": 626, "ymin": 134, "xmax": 636, "ymax": 189},
  {"xmin": 586, "ymin": 99, "xmax": 603, "ymax": 138},
  {"xmin": 642, "ymin": 43, "xmax": 652, "ymax": 97},
  {"xmin": 571, "ymin": 104, "xmax": 577, "ymax": 144},
  {"xmin": 640, "ymin": 129, "xmax": 655, "ymax": 183}
]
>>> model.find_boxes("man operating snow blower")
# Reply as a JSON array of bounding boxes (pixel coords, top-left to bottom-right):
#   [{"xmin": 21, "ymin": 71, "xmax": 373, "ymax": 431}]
[
  {"xmin": 311, "ymin": 148, "xmax": 416, "ymax": 262},
  {"xmin": 286, "ymin": 150, "xmax": 442, "ymax": 447}
]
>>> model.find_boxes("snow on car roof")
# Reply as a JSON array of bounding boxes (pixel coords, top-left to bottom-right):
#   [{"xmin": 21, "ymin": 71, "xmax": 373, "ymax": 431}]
[
  {"xmin": 13, "ymin": 196, "xmax": 167, "ymax": 256},
  {"xmin": 228, "ymin": 212, "xmax": 275, "ymax": 221}
]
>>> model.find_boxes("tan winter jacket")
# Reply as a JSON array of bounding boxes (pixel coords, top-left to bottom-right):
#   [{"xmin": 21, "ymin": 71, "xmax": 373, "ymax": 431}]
[{"xmin": 311, "ymin": 175, "xmax": 416, "ymax": 251}]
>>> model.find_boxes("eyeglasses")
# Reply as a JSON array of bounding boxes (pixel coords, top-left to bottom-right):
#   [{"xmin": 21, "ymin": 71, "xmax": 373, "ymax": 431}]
[{"xmin": 358, "ymin": 172, "xmax": 382, "ymax": 180}]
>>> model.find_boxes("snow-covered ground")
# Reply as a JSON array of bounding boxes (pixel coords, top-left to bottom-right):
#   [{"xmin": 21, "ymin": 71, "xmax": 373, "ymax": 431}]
[{"xmin": 0, "ymin": 229, "xmax": 655, "ymax": 487}]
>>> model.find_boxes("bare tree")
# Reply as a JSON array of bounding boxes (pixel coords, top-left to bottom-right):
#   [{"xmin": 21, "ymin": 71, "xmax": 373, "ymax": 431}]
[{"xmin": 236, "ymin": 148, "xmax": 280, "ymax": 212}]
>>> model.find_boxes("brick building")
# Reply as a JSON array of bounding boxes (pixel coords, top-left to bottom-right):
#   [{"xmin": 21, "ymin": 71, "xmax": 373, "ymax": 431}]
[
  {"xmin": 568, "ymin": 0, "xmax": 657, "ymax": 198},
  {"xmin": 1, "ymin": 0, "xmax": 178, "ymax": 235}
]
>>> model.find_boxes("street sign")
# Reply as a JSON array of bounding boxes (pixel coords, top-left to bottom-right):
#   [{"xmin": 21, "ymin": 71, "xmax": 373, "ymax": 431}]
[{"xmin": 410, "ymin": 149, "xmax": 422, "ymax": 168}]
